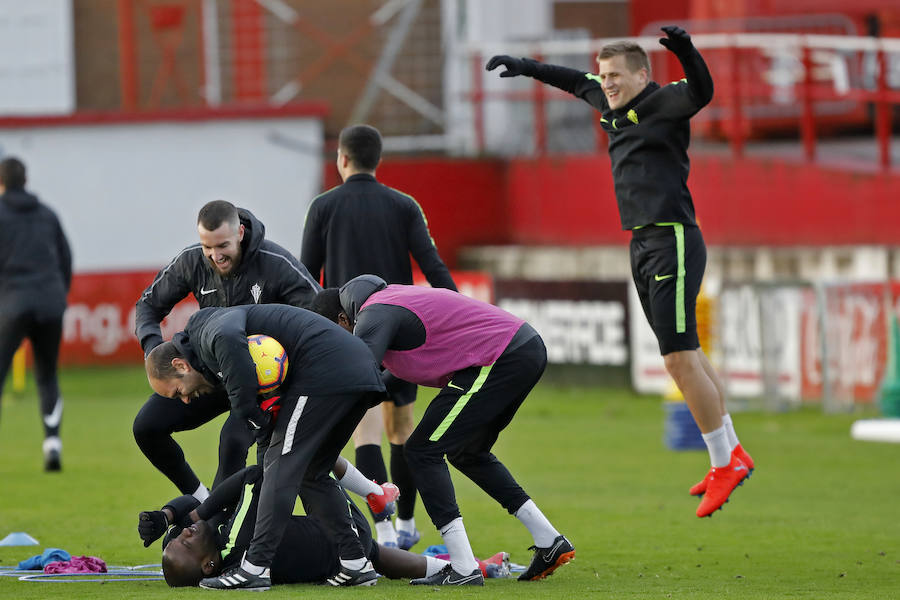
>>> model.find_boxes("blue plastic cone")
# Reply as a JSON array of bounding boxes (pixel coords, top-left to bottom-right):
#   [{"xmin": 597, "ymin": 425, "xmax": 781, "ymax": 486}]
[{"xmin": 0, "ymin": 532, "xmax": 39, "ymax": 546}]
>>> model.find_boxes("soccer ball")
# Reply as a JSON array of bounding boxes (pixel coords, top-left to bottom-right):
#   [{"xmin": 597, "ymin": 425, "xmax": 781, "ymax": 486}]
[{"xmin": 247, "ymin": 334, "xmax": 289, "ymax": 394}]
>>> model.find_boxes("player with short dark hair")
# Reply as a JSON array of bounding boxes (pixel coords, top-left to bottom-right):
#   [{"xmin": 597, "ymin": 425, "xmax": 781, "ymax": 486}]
[
  {"xmin": 0, "ymin": 156, "xmax": 72, "ymax": 471},
  {"xmin": 487, "ymin": 26, "xmax": 754, "ymax": 518},
  {"xmin": 133, "ymin": 200, "xmax": 321, "ymax": 502},
  {"xmin": 144, "ymin": 303, "xmax": 388, "ymax": 589},
  {"xmin": 336, "ymin": 124, "xmax": 382, "ymax": 171},
  {"xmin": 196, "ymin": 199, "xmax": 241, "ymax": 234},
  {"xmin": 301, "ymin": 123, "xmax": 457, "ymax": 550},
  {"xmin": 314, "ymin": 276, "xmax": 574, "ymax": 586}
]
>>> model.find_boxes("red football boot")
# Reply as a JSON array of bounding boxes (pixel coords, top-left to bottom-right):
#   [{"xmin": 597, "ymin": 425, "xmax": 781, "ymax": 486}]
[
  {"xmin": 689, "ymin": 444, "xmax": 754, "ymax": 496},
  {"xmin": 366, "ymin": 482, "xmax": 399, "ymax": 519},
  {"xmin": 695, "ymin": 454, "xmax": 750, "ymax": 518}
]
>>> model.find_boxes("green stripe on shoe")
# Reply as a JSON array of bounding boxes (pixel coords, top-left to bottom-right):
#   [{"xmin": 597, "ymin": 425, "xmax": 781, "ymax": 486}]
[{"xmin": 428, "ymin": 364, "xmax": 494, "ymax": 442}]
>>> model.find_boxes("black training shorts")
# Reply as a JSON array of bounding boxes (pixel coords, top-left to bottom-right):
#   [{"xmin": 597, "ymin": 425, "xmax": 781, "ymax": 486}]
[
  {"xmin": 385, "ymin": 375, "xmax": 417, "ymax": 407},
  {"xmin": 630, "ymin": 223, "xmax": 705, "ymax": 355}
]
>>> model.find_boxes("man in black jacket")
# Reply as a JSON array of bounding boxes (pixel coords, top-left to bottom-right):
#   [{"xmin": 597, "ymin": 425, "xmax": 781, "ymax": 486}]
[
  {"xmin": 133, "ymin": 200, "xmax": 320, "ymax": 502},
  {"xmin": 0, "ymin": 157, "xmax": 72, "ymax": 472},
  {"xmin": 487, "ymin": 27, "xmax": 754, "ymax": 518},
  {"xmin": 301, "ymin": 124, "xmax": 456, "ymax": 549},
  {"xmin": 139, "ymin": 465, "xmax": 467, "ymax": 589},
  {"xmin": 144, "ymin": 304, "xmax": 387, "ymax": 589}
]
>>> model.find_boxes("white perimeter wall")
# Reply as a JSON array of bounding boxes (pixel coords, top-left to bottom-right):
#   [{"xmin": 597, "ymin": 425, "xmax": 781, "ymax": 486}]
[{"xmin": 0, "ymin": 116, "xmax": 323, "ymax": 271}]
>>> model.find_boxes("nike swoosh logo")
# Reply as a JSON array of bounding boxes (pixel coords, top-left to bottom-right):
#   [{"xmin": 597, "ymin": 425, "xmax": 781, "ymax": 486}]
[
  {"xmin": 546, "ymin": 538, "xmax": 564, "ymax": 556},
  {"xmin": 447, "ymin": 382, "xmax": 465, "ymax": 391},
  {"xmin": 734, "ymin": 465, "xmax": 748, "ymax": 472},
  {"xmin": 654, "ymin": 274, "xmax": 674, "ymax": 281},
  {"xmin": 44, "ymin": 397, "xmax": 63, "ymax": 428},
  {"xmin": 200, "ymin": 287, "xmax": 217, "ymax": 295},
  {"xmin": 443, "ymin": 573, "xmax": 481, "ymax": 585}
]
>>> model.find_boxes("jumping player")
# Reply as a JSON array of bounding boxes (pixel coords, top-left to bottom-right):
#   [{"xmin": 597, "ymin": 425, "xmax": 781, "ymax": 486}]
[{"xmin": 486, "ymin": 26, "xmax": 754, "ymax": 518}]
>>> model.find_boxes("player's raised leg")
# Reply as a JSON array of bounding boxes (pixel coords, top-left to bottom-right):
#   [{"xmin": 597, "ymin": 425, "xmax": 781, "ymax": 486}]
[{"xmin": 688, "ymin": 348, "xmax": 754, "ymax": 497}]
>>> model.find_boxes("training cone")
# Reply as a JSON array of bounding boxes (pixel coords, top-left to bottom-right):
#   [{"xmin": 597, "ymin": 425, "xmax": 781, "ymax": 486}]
[
  {"xmin": 0, "ymin": 532, "xmax": 39, "ymax": 546},
  {"xmin": 664, "ymin": 400, "xmax": 706, "ymax": 450}
]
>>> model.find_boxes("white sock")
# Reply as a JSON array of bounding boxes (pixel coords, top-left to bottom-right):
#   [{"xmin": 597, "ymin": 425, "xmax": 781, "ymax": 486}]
[
  {"xmin": 192, "ymin": 482, "xmax": 210, "ymax": 503},
  {"xmin": 240, "ymin": 557, "xmax": 268, "ymax": 576},
  {"xmin": 702, "ymin": 425, "xmax": 731, "ymax": 468},
  {"xmin": 439, "ymin": 517, "xmax": 479, "ymax": 574},
  {"xmin": 340, "ymin": 557, "xmax": 367, "ymax": 570},
  {"xmin": 375, "ymin": 519, "xmax": 398, "ymax": 546},
  {"xmin": 425, "ymin": 556, "xmax": 449, "ymax": 577},
  {"xmin": 514, "ymin": 499, "xmax": 560, "ymax": 548},
  {"xmin": 722, "ymin": 413, "xmax": 740, "ymax": 449},
  {"xmin": 42, "ymin": 436, "xmax": 62, "ymax": 455},
  {"xmin": 337, "ymin": 462, "xmax": 382, "ymax": 497},
  {"xmin": 396, "ymin": 517, "xmax": 416, "ymax": 533}
]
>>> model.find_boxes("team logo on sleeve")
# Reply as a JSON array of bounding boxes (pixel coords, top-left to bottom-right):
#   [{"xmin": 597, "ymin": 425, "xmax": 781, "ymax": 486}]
[{"xmin": 251, "ymin": 283, "xmax": 263, "ymax": 304}]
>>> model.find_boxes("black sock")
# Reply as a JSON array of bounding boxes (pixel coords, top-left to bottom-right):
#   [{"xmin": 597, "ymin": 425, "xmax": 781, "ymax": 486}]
[
  {"xmin": 390, "ymin": 443, "xmax": 417, "ymax": 520},
  {"xmin": 355, "ymin": 444, "xmax": 388, "ymax": 484},
  {"xmin": 357, "ymin": 444, "xmax": 389, "ymax": 522}
]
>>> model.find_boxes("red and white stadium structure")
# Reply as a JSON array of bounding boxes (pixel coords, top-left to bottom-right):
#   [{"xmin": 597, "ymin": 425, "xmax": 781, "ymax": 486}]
[{"xmin": 3, "ymin": 0, "xmax": 900, "ymax": 410}]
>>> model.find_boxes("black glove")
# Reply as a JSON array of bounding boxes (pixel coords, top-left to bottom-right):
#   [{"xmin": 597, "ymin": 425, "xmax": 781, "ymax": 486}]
[
  {"xmin": 138, "ymin": 510, "xmax": 168, "ymax": 548},
  {"xmin": 486, "ymin": 55, "xmax": 530, "ymax": 78},
  {"xmin": 659, "ymin": 25, "xmax": 693, "ymax": 56},
  {"xmin": 247, "ymin": 408, "xmax": 273, "ymax": 445}
]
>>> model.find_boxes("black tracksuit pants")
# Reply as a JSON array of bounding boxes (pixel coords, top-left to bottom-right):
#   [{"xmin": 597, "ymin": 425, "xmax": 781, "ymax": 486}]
[
  {"xmin": 404, "ymin": 329, "xmax": 546, "ymax": 530},
  {"xmin": 0, "ymin": 311, "xmax": 64, "ymax": 438},
  {"xmin": 246, "ymin": 390, "xmax": 372, "ymax": 567},
  {"xmin": 132, "ymin": 389, "xmax": 255, "ymax": 494}
]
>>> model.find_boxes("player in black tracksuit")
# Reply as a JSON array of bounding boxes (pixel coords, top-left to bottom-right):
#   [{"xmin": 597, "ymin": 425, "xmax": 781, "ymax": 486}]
[
  {"xmin": 301, "ymin": 124, "xmax": 456, "ymax": 549},
  {"xmin": 0, "ymin": 157, "xmax": 72, "ymax": 471},
  {"xmin": 144, "ymin": 303, "xmax": 386, "ymax": 589},
  {"xmin": 133, "ymin": 200, "xmax": 320, "ymax": 500},
  {"xmin": 488, "ymin": 27, "xmax": 754, "ymax": 518},
  {"xmin": 138, "ymin": 465, "xmax": 454, "ymax": 588}
]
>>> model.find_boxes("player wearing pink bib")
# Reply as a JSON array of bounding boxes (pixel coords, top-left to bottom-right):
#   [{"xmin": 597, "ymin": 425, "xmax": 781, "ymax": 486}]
[{"xmin": 313, "ymin": 275, "xmax": 574, "ymax": 586}]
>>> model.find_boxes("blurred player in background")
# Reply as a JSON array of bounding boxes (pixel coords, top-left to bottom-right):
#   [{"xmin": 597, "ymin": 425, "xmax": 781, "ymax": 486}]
[
  {"xmin": 314, "ymin": 276, "xmax": 575, "ymax": 586},
  {"xmin": 133, "ymin": 200, "xmax": 320, "ymax": 502},
  {"xmin": 144, "ymin": 303, "xmax": 388, "ymax": 589},
  {"xmin": 0, "ymin": 157, "xmax": 72, "ymax": 472},
  {"xmin": 487, "ymin": 26, "xmax": 754, "ymax": 518},
  {"xmin": 301, "ymin": 124, "xmax": 457, "ymax": 549}
]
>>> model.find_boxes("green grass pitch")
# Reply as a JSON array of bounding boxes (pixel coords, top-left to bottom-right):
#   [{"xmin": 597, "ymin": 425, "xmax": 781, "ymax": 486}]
[{"xmin": 1, "ymin": 366, "xmax": 898, "ymax": 599}]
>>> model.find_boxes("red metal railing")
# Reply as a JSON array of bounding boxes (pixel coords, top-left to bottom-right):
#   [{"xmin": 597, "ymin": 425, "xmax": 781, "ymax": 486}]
[{"xmin": 467, "ymin": 33, "xmax": 900, "ymax": 170}]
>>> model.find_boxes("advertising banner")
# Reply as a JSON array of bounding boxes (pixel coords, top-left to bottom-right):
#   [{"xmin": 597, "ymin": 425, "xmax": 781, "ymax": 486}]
[
  {"xmin": 60, "ymin": 270, "xmax": 197, "ymax": 365},
  {"xmin": 801, "ymin": 283, "xmax": 888, "ymax": 403},
  {"xmin": 494, "ymin": 279, "xmax": 629, "ymax": 367},
  {"xmin": 51, "ymin": 269, "xmax": 494, "ymax": 366}
]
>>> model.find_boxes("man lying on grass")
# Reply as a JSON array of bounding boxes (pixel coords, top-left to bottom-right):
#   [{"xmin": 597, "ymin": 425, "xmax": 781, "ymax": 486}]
[{"xmin": 138, "ymin": 464, "xmax": 509, "ymax": 589}]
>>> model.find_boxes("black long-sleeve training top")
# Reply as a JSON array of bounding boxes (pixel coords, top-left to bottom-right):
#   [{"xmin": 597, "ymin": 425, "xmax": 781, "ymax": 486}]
[
  {"xmin": 159, "ymin": 465, "xmax": 373, "ymax": 584},
  {"xmin": 520, "ymin": 47, "xmax": 714, "ymax": 229},
  {"xmin": 180, "ymin": 304, "xmax": 385, "ymax": 423},
  {"xmin": 301, "ymin": 173, "xmax": 457, "ymax": 290},
  {"xmin": 135, "ymin": 209, "xmax": 321, "ymax": 355},
  {"xmin": 0, "ymin": 189, "xmax": 72, "ymax": 319}
]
